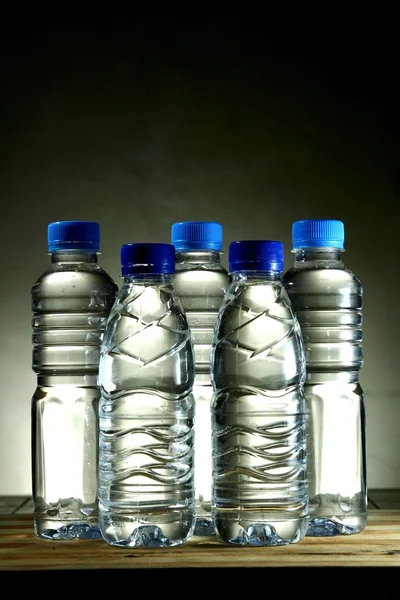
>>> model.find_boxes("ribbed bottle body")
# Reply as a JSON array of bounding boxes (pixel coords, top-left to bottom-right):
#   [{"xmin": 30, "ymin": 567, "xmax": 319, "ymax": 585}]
[
  {"xmin": 284, "ymin": 251, "xmax": 367, "ymax": 536},
  {"xmin": 174, "ymin": 250, "xmax": 230, "ymax": 535},
  {"xmin": 31, "ymin": 251, "xmax": 118, "ymax": 539},
  {"xmin": 211, "ymin": 274, "xmax": 309, "ymax": 545},
  {"xmin": 98, "ymin": 276, "xmax": 196, "ymax": 547}
]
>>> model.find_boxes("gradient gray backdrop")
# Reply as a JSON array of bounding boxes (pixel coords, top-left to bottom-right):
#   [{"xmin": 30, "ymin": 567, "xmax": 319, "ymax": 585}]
[{"xmin": 1, "ymin": 22, "xmax": 398, "ymax": 494}]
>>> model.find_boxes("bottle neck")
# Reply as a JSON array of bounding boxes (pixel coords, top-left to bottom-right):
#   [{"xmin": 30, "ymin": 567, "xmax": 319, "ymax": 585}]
[
  {"xmin": 50, "ymin": 250, "xmax": 99, "ymax": 264},
  {"xmin": 232, "ymin": 270, "xmax": 281, "ymax": 282},
  {"xmin": 293, "ymin": 247, "xmax": 344, "ymax": 264},
  {"xmin": 122, "ymin": 273, "xmax": 174, "ymax": 285},
  {"xmin": 175, "ymin": 250, "xmax": 222, "ymax": 265}
]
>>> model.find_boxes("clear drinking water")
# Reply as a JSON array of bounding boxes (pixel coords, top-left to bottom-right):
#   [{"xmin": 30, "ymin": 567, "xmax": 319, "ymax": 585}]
[
  {"xmin": 98, "ymin": 243, "xmax": 196, "ymax": 548},
  {"xmin": 283, "ymin": 219, "xmax": 367, "ymax": 536},
  {"xmin": 211, "ymin": 240, "xmax": 309, "ymax": 546},
  {"xmin": 31, "ymin": 221, "xmax": 118, "ymax": 540},
  {"xmin": 171, "ymin": 221, "xmax": 230, "ymax": 536}
]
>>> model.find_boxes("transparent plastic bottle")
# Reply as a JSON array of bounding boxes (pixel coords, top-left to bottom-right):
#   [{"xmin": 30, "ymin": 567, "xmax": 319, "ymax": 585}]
[
  {"xmin": 98, "ymin": 242, "xmax": 196, "ymax": 548},
  {"xmin": 211, "ymin": 240, "xmax": 309, "ymax": 546},
  {"xmin": 171, "ymin": 221, "xmax": 230, "ymax": 536},
  {"xmin": 283, "ymin": 219, "xmax": 367, "ymax": 536},
  {"xmin": 31, "ymin": 220, "xmax": 118, "ymax": 540}
]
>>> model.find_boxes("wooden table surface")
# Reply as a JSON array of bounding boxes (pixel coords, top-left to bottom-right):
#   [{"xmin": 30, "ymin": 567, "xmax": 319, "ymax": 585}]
[{"xmin": 1, "ymin": 492, "xmax": 400, "ymax": 572}]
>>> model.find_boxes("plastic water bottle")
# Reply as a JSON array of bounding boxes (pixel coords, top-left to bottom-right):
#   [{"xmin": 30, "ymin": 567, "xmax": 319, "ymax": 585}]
[
  {"xmin": 31, "ymin": 220, "xmax": 118, "ymax": 540},
  {"xmin": 171, "ymin": 221, "xmax": 230, "ymax": 536},
  {"xmin": 211, "ymin": 240, "xmax": 309, "ymax": 546},
  {"xmin": 283, "ymin": 219, "xmax": 367, "ymax": 536},
  {"xmin": 98, "ymin": 242, "xmax": 196, "ymax": 547}
]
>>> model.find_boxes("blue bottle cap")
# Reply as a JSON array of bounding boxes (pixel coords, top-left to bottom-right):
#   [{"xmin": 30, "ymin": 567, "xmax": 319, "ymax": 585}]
[
  {"xmin": 229, "ymin": 240, "xmax": 284, "ymax": 273},
  {"xmin": 292, "ymin": 219, "xmax": 345, "ymax": 250},
  {"xmin": 121, "ymin": 243, "xmax": 176, "ymax": 276},
  {"xmin": 171, "ymin": 221, "xmax": 223, "ymax": 251},
  {"xmin": 48, "ymin": 221, "xmax": 100, "ymax": 252}
]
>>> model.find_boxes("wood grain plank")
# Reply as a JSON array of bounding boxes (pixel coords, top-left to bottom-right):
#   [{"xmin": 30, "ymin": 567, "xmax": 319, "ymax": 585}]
[{"xmin": 0, "ymin": 511, "xmax": 399, "ymax": 570}]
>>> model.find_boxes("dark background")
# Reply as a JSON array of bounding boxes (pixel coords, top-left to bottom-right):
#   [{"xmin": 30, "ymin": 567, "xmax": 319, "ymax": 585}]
[{"xmin": 0, "ymin": 20, "xmax": 398, "ymax": 493}]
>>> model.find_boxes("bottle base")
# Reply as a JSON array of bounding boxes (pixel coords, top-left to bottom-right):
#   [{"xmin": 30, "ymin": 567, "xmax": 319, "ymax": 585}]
[
  {"xmin": 99, "ymin": 508, "xmax": 196, "ymax": 548},
  {"xmin": 306, "ymin": 515, "xmax": 367, "ymax": 537},
  {"xmin": 213, "ymin": 512, "xmax": 309, "ymax": 546},
  {"xmin": 34, "ymin": 520, "xmax": 102, "ymax": 540}
]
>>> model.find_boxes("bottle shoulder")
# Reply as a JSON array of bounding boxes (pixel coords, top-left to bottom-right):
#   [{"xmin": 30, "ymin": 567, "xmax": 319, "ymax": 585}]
[
  {"xmin": 101, "ymin": 283, "xmax": 194, "ymax": 380},
  {"xmin": 227, "ymin": 278, "xmax": 287, "ymax": 292},
  {"xmin": 113, "ymin": 282, "xmax": 187, "ymax": 317},
  {"xmin": 174, "ymin": 263, "xmax": 229, "ymax": 276},
  {"xmin": 32, "ymin": 265, "xmax": 118, "ymax": 295},
  {"xmin": 34, "ymin": 262, "xmax": 116, "ymax": 278},
  {"xmin": 283, "ymin": 264, "xmax": 363, "ymax": 292},
  {"xmin": 173, "ymin": 265, "xmax": 231, "ymax": 296},
  {"xmin": 221, "ymin": 279, "xmax": 297, "ymax": 318},
  {"xmin": 213, "ymin": 278, "xmax": 306, "ymax": 389}
]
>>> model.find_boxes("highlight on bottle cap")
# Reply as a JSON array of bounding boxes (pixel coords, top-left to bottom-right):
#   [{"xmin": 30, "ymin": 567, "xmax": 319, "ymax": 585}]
[
  {"xmin": 292, "ymin": 219, "xmax": 345, "ymax": 250},
  {"xmin": 47, "ymin": 221, "xmax": 100, "ymax": 252},
  {"xmin": 229, "ymin": 240, "xmax": 284, "ymax": 273},
  {"xmin": 171, "ymin": 221, "xmax": 223, "ymax": 251},
  {"xmin": 120, "ymin": 243, "xmax": 176, "ymax": 276}
]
